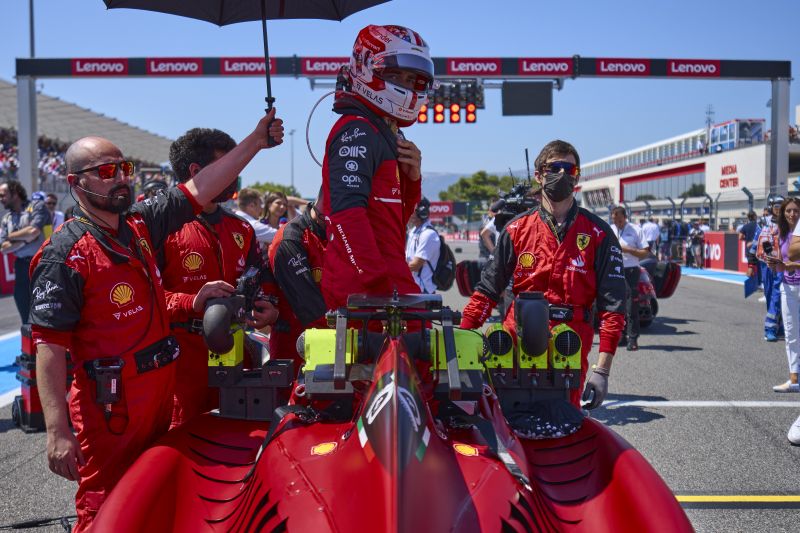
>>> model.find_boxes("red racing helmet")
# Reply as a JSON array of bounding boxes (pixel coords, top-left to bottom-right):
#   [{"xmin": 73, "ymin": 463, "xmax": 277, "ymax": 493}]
[{"xmin": 347, "ymin": 25, "xmax": 434, "ymax": 127}]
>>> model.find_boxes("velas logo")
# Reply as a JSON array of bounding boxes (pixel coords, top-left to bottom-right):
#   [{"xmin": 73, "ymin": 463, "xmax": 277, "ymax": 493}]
[
  {"xmin": 667, "ymin": 59, "xmax": 720, "ymax": 78},
  {"xmin": 596, "ymin": 58, "xmax": 651, "ymax": 76},
  {"xmin": 220, "ymin": 57, "xmax": 276, "ymax": 75},
  {"xmin": 72, "ymin": 58, "xmax": 128, "ymax": 76},
  {"xmin": 109, "ymin": 282, "xmax": 134, "ymax": 307},
  {"xmin": 301, "ymin": 57, "xmax": 349, "ymax": 75},
  {"xmin": 446, "ymin": 58, "xmax": 502, "ymax": 76},
  {"xmin": 147, "ymin": 58, "xmax": 202, "ymax": 76},
  {"xmin": 518, "ymin": 58, "xmax": 573, "ymax": 76}
]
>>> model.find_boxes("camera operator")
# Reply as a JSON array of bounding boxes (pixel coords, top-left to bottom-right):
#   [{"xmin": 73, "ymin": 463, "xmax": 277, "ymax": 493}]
[
  {"xmin": 461, "ymin": 140, "xmax": 626, "ymax": 409},
  {"xmin": 160, "ymin": 127, "xmax": 279, "ymax": 428}
]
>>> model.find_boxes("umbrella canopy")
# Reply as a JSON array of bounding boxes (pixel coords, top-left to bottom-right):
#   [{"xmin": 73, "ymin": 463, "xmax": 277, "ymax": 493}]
[
  {"xmin": 104, "ymin": 0, "xmax": 391, "ymax": 25},
  {"xmin": 103, "ymin": 0, "xmax": 391, "ymax": 107}
]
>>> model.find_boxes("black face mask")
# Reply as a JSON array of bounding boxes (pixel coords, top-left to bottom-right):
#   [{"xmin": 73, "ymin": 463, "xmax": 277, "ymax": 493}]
[{"xmin": 542, "ymin": 172, "xmax": 575, "ymax": 202}]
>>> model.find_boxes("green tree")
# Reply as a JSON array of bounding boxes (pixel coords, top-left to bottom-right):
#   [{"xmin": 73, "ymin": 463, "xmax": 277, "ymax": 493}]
[
  {"xmin": 247, "ymin": 181, "xmax": 300, "ymax": 197},
  {"xmin": 438, "ymin": 170, "xmax": 515, "ymax": 206},
  {"xmin": 680, "ymin": 183, "xmax": 705, "ymax": 198}
]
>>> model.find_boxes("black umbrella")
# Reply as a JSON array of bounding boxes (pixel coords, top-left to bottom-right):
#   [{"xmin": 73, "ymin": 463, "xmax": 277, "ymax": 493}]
[{"xmin": 103, "ymin": 0, "xmax": 391, "ymax": 110}]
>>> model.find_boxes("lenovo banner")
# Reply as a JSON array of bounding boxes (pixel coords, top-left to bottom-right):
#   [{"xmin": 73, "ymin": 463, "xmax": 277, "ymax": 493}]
[
  {"xmin": 301, "ymin": 57, "xmax": 349, "ymax": 76},
  {"xmin": 429, "ymin": 201, "xmax": 453, "ymax": 221},
  {"xmin": 595, "ymin": 58, "xmax": 651, "ymax": 77},
  {"xmin": 220, "ymin": 57, "xmax": 276, "ymax": 75},
  {"xmin": 71, "ymin": 58, "xmax": 129, "ymax": 76},
  {"xmin": 667, "ymin": 59, "xmax": 721, "ymax": 78},
  {"xmin": 146, "ymin": 58, "xmax": 202, "ymax": 76},
  {"xmin": 446, "ymin": 58, "xmax": 502, "ymax": 76},
  {"xmin": 517, "ymin": 58, "xmax": 574, "ymax": 77}
]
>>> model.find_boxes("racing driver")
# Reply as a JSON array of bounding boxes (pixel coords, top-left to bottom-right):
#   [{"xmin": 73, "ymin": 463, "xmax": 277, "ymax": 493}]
[
  {"xmin": 460, "ymin": 140, "xmax": 627, "ymax": 409},
  {"xmin": 317, "ymin": 25, "xmax": 430, "ymax": 310}
]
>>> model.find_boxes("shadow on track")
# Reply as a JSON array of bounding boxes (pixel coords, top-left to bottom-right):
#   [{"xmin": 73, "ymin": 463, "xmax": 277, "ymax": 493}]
[{"xmin": 591, "ymin": 393, "xmax": 667, "ymax": 427}]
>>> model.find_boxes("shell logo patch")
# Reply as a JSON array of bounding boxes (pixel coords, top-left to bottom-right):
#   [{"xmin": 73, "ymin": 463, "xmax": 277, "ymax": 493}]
[
  {"xmin": 576, "ymin": 233, "xmax": 591, "ymax": 251},
  {"xmin": 518, "ymin": 252, "xmax": 535, "ymax": 269},
  {"xmin": 232, "ymin": 232, "xmax": 244, "ymax": 249},
  {"xmin": 453, "ymin": 443, "xmax": 479, "ymax": 457},
  {"xmin": 110, "ymin": 282, "xmax": 134, "ymax": 307},
  {"xmin": 138, "ymin": 238, "xmax": 152, "ymax": 256},
  {"xmin": 311, "ymin": 267, "xmax": 322, "ymax": 283},
  {"xmin": 182, "ymin": 252, "xmax": 204, "ymax": 272},
  {"xmin": 310, "ymin": 442, "xmax": 337, "ymax": 456}
]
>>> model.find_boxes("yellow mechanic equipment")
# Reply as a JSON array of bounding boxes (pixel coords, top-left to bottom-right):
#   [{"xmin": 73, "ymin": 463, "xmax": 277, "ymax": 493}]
[
  {"xmin": 208, "ymin": 329, "xmax": 245, "ymax": 367},
  {"xmin": 549, "ymin": 323, "xmax": 581, "ymax": 370},
  {"xmin": 430, "ymin": 327, "xmax": 484, "ymax": 371}
]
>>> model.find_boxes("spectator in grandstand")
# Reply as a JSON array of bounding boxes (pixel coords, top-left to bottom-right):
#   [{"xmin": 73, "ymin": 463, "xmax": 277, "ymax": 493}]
[
  {"xmin": 688, "ymin": 221, "xmax": 705, "ymax": 268},
  {"xmin": 45, "ymin": 193, "xmax": 64, "ymax": 229},
  {"xmin": 262, "ymin": 191, "xmax": 289, "ymax": 229},
  {"xmin": 405, "ymin": 197, "xmax": 440, "ymax": 294},
  {"xmin": 236, "ymin": 187, "xmax": 277, "ymax": 245},
  {"xmin": 611, "ymin": 206, "xmax": 650, "ymax": 351},
  {"xmin": 0, "ymin": 180, "xmax": 49, "ymax": 323},
  {"xmin": 642, "ymin": 216, "xmax": 660, "ymax": 255},
  {"xmin": 752, "ymin": 197, "xmax": 784, "ymax": 341},
  {"xmin": 765, "ymin": 198, "xmax": 800, "ymax": 393}
]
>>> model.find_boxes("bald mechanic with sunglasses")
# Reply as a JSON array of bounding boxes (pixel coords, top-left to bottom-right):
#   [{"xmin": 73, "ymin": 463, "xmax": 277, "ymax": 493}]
[
  {"xmin": 460, "ymin": 140, "xmax": 626, "ymax": 409},
  {"xmin": 28, "ymin": 110, "xmax": 284, "ymax": 532}
]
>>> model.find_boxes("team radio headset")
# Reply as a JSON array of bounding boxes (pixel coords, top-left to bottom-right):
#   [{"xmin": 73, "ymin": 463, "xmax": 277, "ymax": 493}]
[{"xmin": 70, "ymin": 169, "xmax": 176, "ymax": 432}]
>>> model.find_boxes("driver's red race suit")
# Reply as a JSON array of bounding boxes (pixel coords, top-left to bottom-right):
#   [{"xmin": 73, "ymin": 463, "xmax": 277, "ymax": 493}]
[
  {"xmin": 28, "ymin": 185, "xmax": 202, "ymax": 531},
  {"xmin": 460, "ymin": 203, "xmax": 627, "ymax": 406},
  {"xmin": 317, "ymin": 96, "xmax": 420, "ymax": 309}
]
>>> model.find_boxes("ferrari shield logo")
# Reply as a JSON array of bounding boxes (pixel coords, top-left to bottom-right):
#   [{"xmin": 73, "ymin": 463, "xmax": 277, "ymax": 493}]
[
  {"xmin": 138, "ymin": 238, "xmax": 152, "ymax": 256},
  {"xmin": 232, "ymin": 232, "xmax": 244, "ymax": 249},
  {"xmin": 576, "ymin": 233, "xmax": 590, "ymax": 251}
]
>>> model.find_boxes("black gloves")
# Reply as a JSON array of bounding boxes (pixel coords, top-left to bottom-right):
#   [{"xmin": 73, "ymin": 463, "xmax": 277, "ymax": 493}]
[{"xmin": 581, "ymin": 367, "xmax": 610, "ymax": 410}]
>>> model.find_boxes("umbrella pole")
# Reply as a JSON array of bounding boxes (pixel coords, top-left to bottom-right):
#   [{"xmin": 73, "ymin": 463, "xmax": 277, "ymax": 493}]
[{"xmin": 260, "ymin": 0, "xmax": 274, "ymax": 111}]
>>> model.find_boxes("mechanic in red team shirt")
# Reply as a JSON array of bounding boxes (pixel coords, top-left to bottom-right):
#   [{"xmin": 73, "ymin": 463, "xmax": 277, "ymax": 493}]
[
  {"xmin": 316, "ymin": 25, "xmax": 431, "ymax": 310},
  {"xmin": 160, "ymin": 127, "xmax": 279, "ymax": 428},
  {"xmin": 268, "ymin": 201, "xmax": 327, "ymax": 363},
  {"xmin": 460, "ymin": 140, "xmax": 627, "ymax": 409},
  {"xmin": 28, "ymin": 110, "xmax": 283, "ymax": 532}
]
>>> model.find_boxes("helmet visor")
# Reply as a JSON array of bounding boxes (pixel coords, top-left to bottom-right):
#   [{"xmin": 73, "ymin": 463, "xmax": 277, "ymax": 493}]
[{"xmin": 376, "ymin": 53, "xmax": 434, "ymax": 91}]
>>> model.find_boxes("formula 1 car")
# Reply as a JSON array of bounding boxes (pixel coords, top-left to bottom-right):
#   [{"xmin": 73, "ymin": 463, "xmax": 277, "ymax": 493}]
[{"xmin": 95, "ymin": 292, "xmax": 692, "ymax": 532}]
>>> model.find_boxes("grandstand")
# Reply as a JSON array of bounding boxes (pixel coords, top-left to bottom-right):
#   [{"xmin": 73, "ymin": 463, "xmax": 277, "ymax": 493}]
[{"xmin": 0, "ymin": 78, "xmax": 172, "ymax": 195}]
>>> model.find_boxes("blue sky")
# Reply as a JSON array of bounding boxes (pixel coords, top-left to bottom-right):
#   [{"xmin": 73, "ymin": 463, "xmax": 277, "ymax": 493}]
[{"xmin": 2, "ymin": 0, "xmax": 798, "ymax": 197}]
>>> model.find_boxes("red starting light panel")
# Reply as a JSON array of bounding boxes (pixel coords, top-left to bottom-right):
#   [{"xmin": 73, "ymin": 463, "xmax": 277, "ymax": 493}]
[
  {"xmin": 434, "ymin": 112, "xmax": 445, "ymax": 123},
  {"xmin": 450, "ymin": 112, "xmax": 461, "ymax": 123},
  {"xmin": 450, "ymin": 103, "xmax": 461, "ymax": 113},
  {"xmin": 466, "ymin": 111, "xmax": 477, "ymax": 123}
]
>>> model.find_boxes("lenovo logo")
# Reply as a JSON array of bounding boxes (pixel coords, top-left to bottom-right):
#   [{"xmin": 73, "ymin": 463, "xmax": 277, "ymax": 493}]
[
  {"xmin": 519, "ymin": 58, "xmax": 573, "ymax": 76},
  {"xmin": 220, "ymin": 57, "xmax": 275, "ymax": 75},
  {"xmin": 147, "ymin": 58, "xmax": 202, "ymax": 75},
  {"xmin": 667, "ymin": 59, "xmax": 721, "ymax": 77},
  {"xmin": 302, "ymin": 57, "xmax": 348, "ymax": 75},
  {"xmin": 72, "ymin": 59, "xmax": 128, "ymax": 76},
  {"xmin": 596, "ymin": 59, "xmax": 650, "ymax": 76},
  {"xmin": 446, "ymin": 58, "xmax": 501, "ymax": 75}
]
